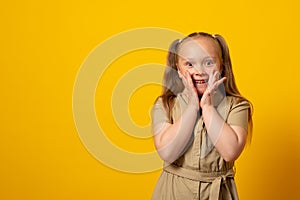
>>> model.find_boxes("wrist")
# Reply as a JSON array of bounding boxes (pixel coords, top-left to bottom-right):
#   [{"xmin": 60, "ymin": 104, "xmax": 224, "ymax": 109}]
[
  {"xmin": 186, "ymin": 102, "xmax": 199, "ymax": 113},
  {"xmin": 202, "ymin": 104, "xmax": 215, "ymax": 118}
]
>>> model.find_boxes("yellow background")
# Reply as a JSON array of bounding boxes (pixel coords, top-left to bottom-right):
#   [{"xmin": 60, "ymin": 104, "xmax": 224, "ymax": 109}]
[{"xmin": 1, "ymin": 0, "xmax": 300, "ymax": 199}]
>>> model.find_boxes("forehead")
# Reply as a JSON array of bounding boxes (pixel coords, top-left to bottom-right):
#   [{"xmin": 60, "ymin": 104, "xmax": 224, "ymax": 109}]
[{"xmin": 177, "ymin": 37, "xmax": 220, "ymax": 60}]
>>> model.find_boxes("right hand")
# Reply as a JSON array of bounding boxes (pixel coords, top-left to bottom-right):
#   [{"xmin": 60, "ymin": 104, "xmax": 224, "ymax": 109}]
[{"xmin": 181, "ymin": 71, "xmax": 200, "ymax": 111}]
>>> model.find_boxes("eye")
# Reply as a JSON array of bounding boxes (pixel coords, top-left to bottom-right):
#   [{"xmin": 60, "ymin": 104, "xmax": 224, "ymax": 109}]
[
  {"xmin": 185, "ymin": 61, "xmax": 193, "ymax": 67},
  {"xmin": 204, "ymin": 59, "xmax": 215, "ymax": 67}
]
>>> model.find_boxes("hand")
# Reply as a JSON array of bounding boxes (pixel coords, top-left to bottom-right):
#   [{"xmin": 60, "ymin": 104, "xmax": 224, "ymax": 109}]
[
  {"xmin": 200, "ymin": 70, "xmax": 226, "ymax": 110},
  {"xmin": 181, "ymin": 71, "xmax": 200, "ymax": 111}
]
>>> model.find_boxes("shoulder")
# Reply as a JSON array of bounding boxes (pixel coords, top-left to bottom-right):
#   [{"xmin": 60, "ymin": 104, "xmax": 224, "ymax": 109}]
[
  {"xmin": 226, "ymin": 96, "xmax": 250, "ymax": 111},
  {"xmin": 154, "ymin": 95, "xmax": 182, "ymax": 108},
  {"xmin": 152, "ymin": 97, "xmax": 166, "ymax": 114},
  {"xmin": 154, "ymin": 96, "xmax": 164, "ymax": 106},
  {"xmin": 225, "ymin": 96, "xmax": 251, "ymax": 129},
  {"xmin": 152, "ymin": 96, "xmax": 173, "ymax": 124}
]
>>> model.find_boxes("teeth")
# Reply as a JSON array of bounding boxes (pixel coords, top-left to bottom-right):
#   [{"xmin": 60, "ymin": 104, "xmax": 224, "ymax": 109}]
[{"xmin": 195, "ymin": 80, "xmax": 206, "ymax": 84}]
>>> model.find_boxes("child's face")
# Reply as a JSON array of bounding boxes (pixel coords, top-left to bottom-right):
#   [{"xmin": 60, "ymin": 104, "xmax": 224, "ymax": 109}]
[{"xmin": 177, "ymin": 37, "xmax": 222, "ymax": 95}]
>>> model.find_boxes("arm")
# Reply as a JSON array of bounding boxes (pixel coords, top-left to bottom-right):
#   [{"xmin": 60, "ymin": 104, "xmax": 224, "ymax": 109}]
[
  {"xmin": 153, "ymin": 104, "xmax": 198, "ymax": 163},
  {"xmin": 153, "ymin": 71, "xmax": 200, "ymax": 163},
  {"xmin": 201, "ymin": 71, "xmax": 248, "ymax": 162},
  {"xmin": 202, "ymin": 105, "xmax": 247, "ymax": 162}
]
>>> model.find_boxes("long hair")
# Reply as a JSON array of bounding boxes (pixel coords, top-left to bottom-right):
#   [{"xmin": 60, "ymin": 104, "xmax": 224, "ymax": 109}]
[{"xmin": 159, "ymin": 32, "xmax": 253, "ymax": 142}]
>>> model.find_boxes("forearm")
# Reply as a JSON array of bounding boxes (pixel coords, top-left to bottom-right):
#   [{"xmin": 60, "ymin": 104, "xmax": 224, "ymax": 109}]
[
  {"xmin": 154, "ymin": 105, "xmax": 198, "ymax": 163},
  {"xmin": 202, "ymin": 105, "xmax": 246, "ymax": 162}
]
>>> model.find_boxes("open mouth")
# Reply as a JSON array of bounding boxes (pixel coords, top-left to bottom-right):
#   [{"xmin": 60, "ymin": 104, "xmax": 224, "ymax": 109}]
[{"xmin": 194, "ymin": 79, "xmax": 208, "ymax": 84}]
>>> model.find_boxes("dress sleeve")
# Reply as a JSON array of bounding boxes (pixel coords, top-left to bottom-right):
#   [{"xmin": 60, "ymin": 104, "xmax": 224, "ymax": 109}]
[
  {"xmin": 151, "ymin": 98, "xmax": 171, "ymax": 135},
  {"xmin": 227, "ymin": 100, "xmax": 250, "ymax": 131}
]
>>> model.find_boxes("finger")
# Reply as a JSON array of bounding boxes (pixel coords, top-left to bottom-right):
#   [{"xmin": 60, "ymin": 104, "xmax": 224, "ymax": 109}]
[
  {"xmin": 184, "ymin": 71, "xmax": 194, "ymax": 88},
  {"xmin": 215, "ymin": 77, "xmax": 227, "ymax": 87},
  {"xmin": 210, "ymin": 77, "xmax": 227, "ymax": 92},
  {"xmin": 212, "ymin": 70, "xmax": 220, "ymax": 84},
  {"xmin": 200, "ymin": 88, "xmax": 211, "ymax": 107},
  {"xmin": 208, "ymin": 70, "xmax": 219, "ymax": 89},
  {"xmin": 208, "ymin": 72, "xmax": 214, "ymax": 87}
]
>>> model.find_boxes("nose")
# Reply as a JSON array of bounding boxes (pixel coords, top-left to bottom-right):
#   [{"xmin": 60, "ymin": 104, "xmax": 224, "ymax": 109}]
[{"xmin": 190, "ymin": 64, "xmax": 206, "ymax": 75}]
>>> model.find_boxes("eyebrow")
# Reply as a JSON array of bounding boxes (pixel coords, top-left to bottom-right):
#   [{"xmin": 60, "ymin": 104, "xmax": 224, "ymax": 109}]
[
  {"xmin": 183, "ymin": 58, "xmax": 196, "ymax": 61},
  {"xmin": 182, "ymin": 56, "xmax": 215, "ymax": 61}
]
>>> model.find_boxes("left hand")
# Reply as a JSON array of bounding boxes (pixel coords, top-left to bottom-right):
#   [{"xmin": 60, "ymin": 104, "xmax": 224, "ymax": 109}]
[{"xmin": 200, "ymin": 70, "xmax": 226, "ymax": 109}]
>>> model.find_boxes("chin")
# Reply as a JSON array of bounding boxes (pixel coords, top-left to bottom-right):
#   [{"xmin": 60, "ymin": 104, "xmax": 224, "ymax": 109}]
[
  {"xmin": 196, "ymin": 90, "xmax": 205, "ymax": 96},
  {"xmin": 196, "ymin": 87, "xmax": 206, "ymax": 96}
]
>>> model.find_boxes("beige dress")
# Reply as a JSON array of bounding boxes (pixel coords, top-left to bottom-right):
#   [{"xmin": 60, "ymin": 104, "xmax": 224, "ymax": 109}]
[{"xmin": 151, "ymin": 93, "xmax": 250, "ymax": 200}]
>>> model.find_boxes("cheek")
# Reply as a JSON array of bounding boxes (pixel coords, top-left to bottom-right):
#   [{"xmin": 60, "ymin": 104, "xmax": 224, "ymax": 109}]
[
  {"xmin": 206, "ymin": 65, "xmax": 219, "ymax": 74},
  {"xmin": 177, "ymin": 64, "xmax": 189, "ymax": 74},
  {"xmin": 213, "ymin": 62, "xmax": 222, "ymax": 72},
  {"xmin": 179, "ymin": 66, "xmax": 197, "ymax": 77},
  {"xmin": 186, "ymin": 68, "xmax": 198, "ymax": 76}
]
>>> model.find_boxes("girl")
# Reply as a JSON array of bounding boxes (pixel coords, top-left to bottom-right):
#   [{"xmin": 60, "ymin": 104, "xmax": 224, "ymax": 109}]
[{"xmin": 151, "ymin": 32, "xmax": 253, "ymax": 200}]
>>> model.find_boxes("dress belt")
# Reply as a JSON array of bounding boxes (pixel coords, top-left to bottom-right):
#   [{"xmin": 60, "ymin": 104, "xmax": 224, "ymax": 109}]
[{"xmin": 163, "ymin": 164, "xmax": 235, "ymax": 200}]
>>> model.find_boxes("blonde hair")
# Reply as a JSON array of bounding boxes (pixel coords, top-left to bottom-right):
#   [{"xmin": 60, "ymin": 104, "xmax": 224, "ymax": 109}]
[{"xmin": 159, "ymin": 32, "xmax": 253, "ymax": 142}]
